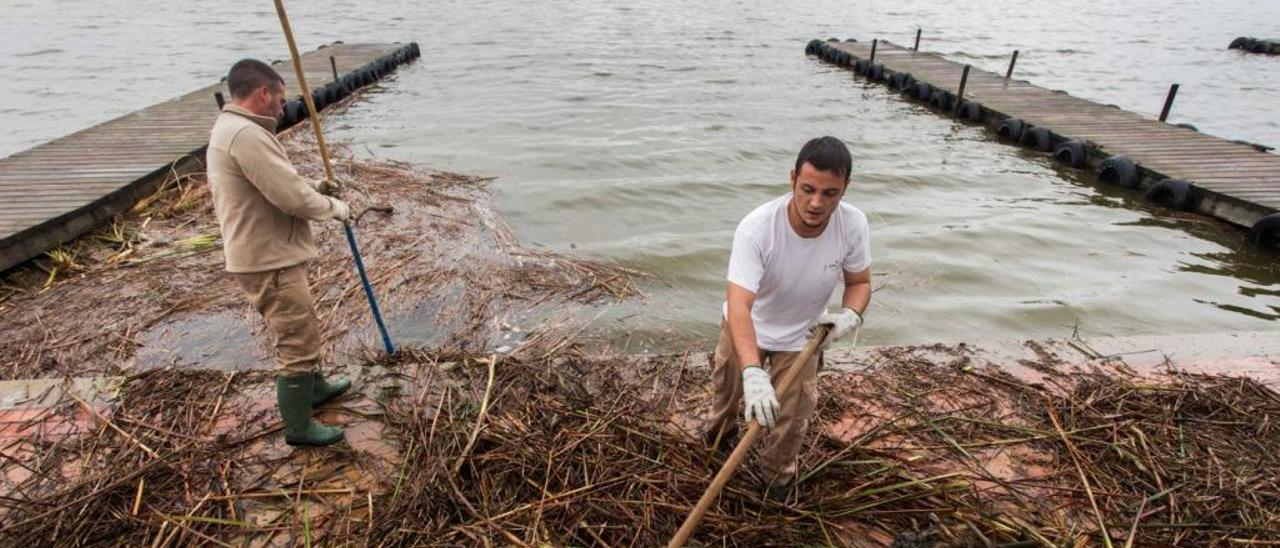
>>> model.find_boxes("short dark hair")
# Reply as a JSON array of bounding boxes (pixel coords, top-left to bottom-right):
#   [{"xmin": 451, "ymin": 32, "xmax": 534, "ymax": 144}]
[
  {"xmin": 227, "ymin": 59, "xmax": 285, "ymax": 99},
  {"xmin": 794, "ymin": 136, "xmax": 852, "ymax": 181}
]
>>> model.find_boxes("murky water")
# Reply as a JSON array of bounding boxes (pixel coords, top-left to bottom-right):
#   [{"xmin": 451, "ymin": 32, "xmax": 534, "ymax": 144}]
[{"xmin": 3, "ymin": 0, "xmax": 1279, "ymax": 349}]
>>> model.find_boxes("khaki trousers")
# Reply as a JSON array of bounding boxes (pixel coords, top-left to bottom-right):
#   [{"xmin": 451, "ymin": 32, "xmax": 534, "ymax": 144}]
[
  {"xmin": 708, "ymin": 321, "xmax": 819, "ymax": 484},
  {"xmin": 232, "ymin": 262, "xmax": 321, "ymax": 376}
]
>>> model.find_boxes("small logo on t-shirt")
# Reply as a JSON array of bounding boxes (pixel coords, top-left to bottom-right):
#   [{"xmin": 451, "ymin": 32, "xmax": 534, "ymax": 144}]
[{"xmin": 824, "ymin": 259, "xmax": 843, "ymax": 281}]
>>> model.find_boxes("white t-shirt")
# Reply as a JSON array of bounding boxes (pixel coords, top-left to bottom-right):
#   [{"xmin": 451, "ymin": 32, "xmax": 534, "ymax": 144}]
[{"xmin": 723, "ymin": 193, "xmax": 871, "ymax": 351}]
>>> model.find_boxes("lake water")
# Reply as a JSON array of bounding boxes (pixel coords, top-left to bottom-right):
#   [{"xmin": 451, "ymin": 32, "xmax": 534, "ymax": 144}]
[{"xmin": 3, "ymin": 0, "xmax": 1279, "ymax": 349}]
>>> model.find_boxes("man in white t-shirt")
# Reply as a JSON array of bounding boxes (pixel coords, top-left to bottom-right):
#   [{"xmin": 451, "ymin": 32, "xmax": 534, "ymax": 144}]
[{"xmin": 706, "ymin": 136, "xmax": 872, "ymax": 497}]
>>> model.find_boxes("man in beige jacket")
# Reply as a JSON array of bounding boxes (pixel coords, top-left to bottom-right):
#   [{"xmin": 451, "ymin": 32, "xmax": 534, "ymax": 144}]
[{"xmin": 207, "ymin": 59, "xmax": 352, "ymax": 447}]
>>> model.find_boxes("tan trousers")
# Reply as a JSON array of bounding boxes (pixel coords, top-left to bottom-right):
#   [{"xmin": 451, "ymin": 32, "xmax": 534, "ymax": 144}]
[
  {"xmin": 708, "ymin": 321, "xmax": 819, "ymax": 484},
  {"xmin": 232, "ymin": 262, "xmax": 321, "ymax": 376}
]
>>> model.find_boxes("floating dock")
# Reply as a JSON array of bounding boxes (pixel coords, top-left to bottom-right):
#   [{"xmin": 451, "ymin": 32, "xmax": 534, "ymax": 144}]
[
  {"xmin": 809, "ymin": 39, "xmax": 1280, "ymax": 248},
  {"xmin": 0, "ymin": 41, "xmax": 420, "ymax": 273}
]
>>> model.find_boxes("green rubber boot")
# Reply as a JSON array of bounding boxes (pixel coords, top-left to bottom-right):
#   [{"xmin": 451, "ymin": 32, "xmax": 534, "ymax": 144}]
[
  {"xmin": 312, "ymin": 371, "xmax": 351, "ymax": 407},
  {"xmin": 277, "ymin": 374, "xmax": 344, "ymax": 447}
]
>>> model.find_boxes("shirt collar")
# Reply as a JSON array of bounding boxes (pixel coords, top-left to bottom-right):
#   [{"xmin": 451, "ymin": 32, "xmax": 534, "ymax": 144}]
[{"xmin": 222, "ymin": 104, "xmax": 278, "ymax": 132}]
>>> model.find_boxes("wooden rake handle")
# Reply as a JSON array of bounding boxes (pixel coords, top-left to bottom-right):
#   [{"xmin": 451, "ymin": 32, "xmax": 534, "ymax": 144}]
[
  {"xmin": 272, "ymin": 0, "xmax": 336, "ymax": 180},
  {"xmin": 667, "ymin": 324, "xmax": 831, "ymax": 548}
]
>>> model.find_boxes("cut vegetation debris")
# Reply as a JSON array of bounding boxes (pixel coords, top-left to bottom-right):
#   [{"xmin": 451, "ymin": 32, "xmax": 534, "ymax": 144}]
[
  {"xmin": 1, "ymin": 340, "xmax": 1277, "ymax": 546},
  {"xmin": 0, "ymin": 126, "xmax": 644, "ymax": 380}
]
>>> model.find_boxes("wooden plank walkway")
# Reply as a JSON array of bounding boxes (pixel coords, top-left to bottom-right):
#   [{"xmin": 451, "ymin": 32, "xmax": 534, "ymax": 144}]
[
  {"xmin": 0, "ymin": 42, "xmax": 418, "ymax": 272},
  {"xmin": 816, "ymin": 39, "xmax": 1280, "ymax": 236}
]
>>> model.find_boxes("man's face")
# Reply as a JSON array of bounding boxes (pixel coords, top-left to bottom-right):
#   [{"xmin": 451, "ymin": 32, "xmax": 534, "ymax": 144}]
[
  {"xmin": 245, "ymin": 82, "xmax": 287, "ymax": 120},
  {"xmin": 265, "ymin": 83, "xmax": 286, "ymax": 121},
  {"xmin": 789, "ymin": 162, "xmax": 848, "ymax": 228}
]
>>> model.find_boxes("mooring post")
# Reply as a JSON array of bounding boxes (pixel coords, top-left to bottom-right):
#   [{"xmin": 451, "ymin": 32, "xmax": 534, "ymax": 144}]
[
  {"xmin": 330, "ymin": 55, "xmax": 339, "ymax": 83},
  {"xmin": 870, "ymin": 39, "xmax": 878, "ymax": 64},
  {"xmin": 1159, "ymin": 83, "xmax": 1180, "ymax": 122},
  {"xmin": 213, "ymin": 91, "xmax": 225, "ymax": 109},
  {"xmin": 1006, "ymin": 50, "xmax": 1019, "ymax": 79},
  {"xmin": 955, "ymin": 65, "xmax": 971, "ymax": 114},
  {"xmin": 914, "ymin": 28, "xmax": 922, "ymax": 51}
]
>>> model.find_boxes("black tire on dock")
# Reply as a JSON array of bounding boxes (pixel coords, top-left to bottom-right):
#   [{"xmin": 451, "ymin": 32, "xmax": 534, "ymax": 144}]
[
  {"xmin": 1250, "ymin": 41, "xmax": 1269, "ymax": 53},
  {"xmin": 1229, "ymin": 37, "xmax": 1251, "ymax": 50},
  {"xmin": 1144, "ymin": 179, "xmax": 1196, "ymax": 211},
  {"xmin": 840, "ymin": 51, "xmax": 853, "ymax": 67},
  {"xmin": 996, "ymin": 118, "xmax": 1025, "ymax": 142},
  {"xmin": 342, "ymin": 73, "xmax": 360, "ymax": 93},
  {"xmin": 1023, "ymin": 126, "xmax": 1053, "ymax": 151},
  {"xmin": 806, "ymin": 39, "xmax": 823, "ymax": 54},
  {"xmin": 326, "ymin": 83, "xmax": 342, "ymax": 104},
  {"xmin": 1174, "ymin": 122, "xmax": 1199, "ymax": 132},
  {"xmin": 854, "ymin": 59, "xmax": 869, "ymax": 73},
  {"xmin": 1250, "ymin": 213, "xmax": 1280, "ymax": 249},
  {"xmin": 311, "ymin": 89, "xmax": 329, "ymax": 111},
  {"xmin": 890, "ymin": 72, "xmax": 915, "ymax": 91},
  {"xmin": 867, "ymin": 63, "xmax": 884, "ymax": 81},
  {"xmin": 1097, "ymin": 155, "xmax": 1139, "ymax": 188},
  {"xmin": 285, "ymin": 99, "xmax": 306, "ymax": 123},
  {"xmin": 1053, "ymin": 140, "xmax": 1087, "ymax": 168},
  {"xmin": 845, "ymin": 37, "xmax": 857, "ymax": 42},
  {"xmin": 409, "ymin": 42, "xmax": 421, "ymax": 58},
  {"xmin": 931, "ymin": 90, "xmax": 955, "ymax": 111},
  {"xmin": 957, "ymin": 100, "xmax": 982, "ymax": 121},
  {"xmin": 911, "ymin": 81, "xmax": 933, "ymax": 101}
]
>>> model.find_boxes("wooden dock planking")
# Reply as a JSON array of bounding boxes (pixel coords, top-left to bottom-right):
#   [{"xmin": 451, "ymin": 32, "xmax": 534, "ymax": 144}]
[
  {"xmin": 820, "ymin": 40, "xmax": 1280, "ymax": 230},
  {"xmin": 0, "ymin": 42, "xmax": 417, "ymax": 272}
]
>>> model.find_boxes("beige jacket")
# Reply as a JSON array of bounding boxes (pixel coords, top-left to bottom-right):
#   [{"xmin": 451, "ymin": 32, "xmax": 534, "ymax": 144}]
[{"xmin": 207, "ymin": 105, "xmax": 342, "ymax": 273}]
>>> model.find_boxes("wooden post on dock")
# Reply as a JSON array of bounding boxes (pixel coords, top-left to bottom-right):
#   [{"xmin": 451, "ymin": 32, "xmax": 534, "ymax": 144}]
[
  {"xmin": 955, "ymin": 65, "xmax": 970, "ymax": 114},
  {"xmin": 1006, "ymin": 50, "xmax": 1019, "ymax": 79},
  {"xmin": 1159, "ymin": 83, "xmax": 1180, "ymax": 122},
  {"xmin": 914, "ymin": 28, "xmax": 921, "ymax": 51},
  {"xmin": 330, "ymin": 56, "xmax": 339, "ymax": 83},
  {"xmin": 213, "ymin": 92, "xmax": 225, "ymax": 110},
  {"xmin": 870, "ymin": 39, "xmax": 878, "ymax": 63}
]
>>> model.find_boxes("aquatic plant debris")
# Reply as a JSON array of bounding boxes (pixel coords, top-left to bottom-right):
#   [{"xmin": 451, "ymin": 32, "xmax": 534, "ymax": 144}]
[
  {"xmin": 0, "ymin": 119, "xmax": 643, "ymax": 380},
  {"xmin": 1, "ymin": 337, "xmax": 1277, "ymax": 546}
]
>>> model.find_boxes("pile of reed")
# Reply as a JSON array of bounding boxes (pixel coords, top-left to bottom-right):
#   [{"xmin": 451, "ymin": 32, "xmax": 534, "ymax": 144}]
[
  {"xmin": 0, "ymin": 129, "xmax": 642, "ymax": 380},
  {"xmin": 2, "ymin": 342, "xmax": 1277, "ymax": 546}
]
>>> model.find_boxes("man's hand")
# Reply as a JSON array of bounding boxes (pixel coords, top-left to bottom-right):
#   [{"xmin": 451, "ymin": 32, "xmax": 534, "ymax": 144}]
[
  {"xmin": 330, "ymin": 198, "xmax": 351, "ymax": 223},
  {"xmin": 741, "ymin": 366, "xmax": 780, "ymax": 428},
  {"xmin": 318, "ymin": 177, "xmax": 342, "ymax": 197},
  {"xmin": 815, "ymin": 307, "xmax": 862, "ymax": 348}
]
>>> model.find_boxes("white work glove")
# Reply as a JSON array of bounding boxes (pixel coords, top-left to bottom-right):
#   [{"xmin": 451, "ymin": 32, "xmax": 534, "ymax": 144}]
[
  {"xmin": 741, "ymin": 366, "xmax": 780, "ymax": 428},
  {"xmin": 329, "ymin": 198, "xmax": 351, "ymax": 222},
  {"xmin": 815, "ymin": 307, "xmax": 862, "ymax": 349}
]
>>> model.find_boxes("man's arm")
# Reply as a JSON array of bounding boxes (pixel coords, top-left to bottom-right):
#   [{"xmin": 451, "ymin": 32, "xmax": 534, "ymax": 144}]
[
  {"xmin": 725, "ymin": 282, "xmax": 761, "ymax": 369},
  {"xmin": 727, "ymin": 280, "xmax": 781, "ymax": 427},
  {"xmin": 232, "ymin": 128, "xmax": 343, "ymax": 221},
  {"xmin": 841, "ymin": 267, "xmax": 872, "ymax": 316}
]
